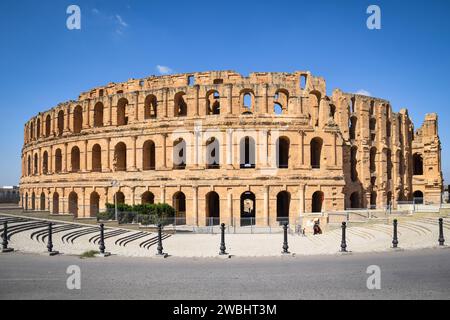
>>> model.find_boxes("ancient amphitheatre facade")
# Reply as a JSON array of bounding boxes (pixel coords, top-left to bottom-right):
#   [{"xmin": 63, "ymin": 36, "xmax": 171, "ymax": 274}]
[{"xmin": 19, "ymin": 71, "xmax": 443, "ymax": 226}]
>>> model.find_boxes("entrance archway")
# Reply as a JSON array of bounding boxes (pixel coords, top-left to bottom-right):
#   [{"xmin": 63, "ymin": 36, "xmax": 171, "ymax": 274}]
[
  {"xmin": 276, "ymin": 191, "xmax": 290, "ymax": 223},
  {"xmin": 68, "ymin": 192, "xmax": 78, "ymax": 217},
  {"xmin": 413, "ymin": 190, "xmax": 424, "ymax": 204},
  {"xmin": 206, "ymin": 191, "xmax": 220, "ymax": 226},
  {"xmin": 312, "ymin": 191, "xmax": 323, "ymax": 213},
  {"xmin": 173, "ymin": 192, "xmax": 186, "ymax": 225},
  {"xmin": 90, "ymin": 192, "xmax": 100, "ymax": 217},
  {"xmin": 240, "ymin": 191, "xmax": 256, "ymax": 226}
]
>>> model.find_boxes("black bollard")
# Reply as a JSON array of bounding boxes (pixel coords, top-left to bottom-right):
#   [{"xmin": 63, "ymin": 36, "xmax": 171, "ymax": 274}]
[
  {"xmin": 219, "ymin": 223, "xmax": 227, "ymax": 255},
  {"xmin": 97, "ymin": 223, "xmax": 110, "ymax": 257},
  {"xmin": 340, "ymin": 221, "xmax": 347, "ymax": 252},
  {"xmin": 46, "ymin": 222, "xmax": 59, "ymax": 256},
  {"xmin": 156, "ymin": 224, "xmax": 167, "ymax": 257},
  {"xmin": 392, "ymin": 219, "xmax": 399, "ymax": 248},
  {"xmin": 282, "ymin": 222, "xmax": 290, "ymax": 254},
  {"xmin": 438, "ymin": 218, "xmax": 445, "ymax": 246},
  {"xmin": 2, "ymin": 221, "xmax": 14, "ymax": 253}
]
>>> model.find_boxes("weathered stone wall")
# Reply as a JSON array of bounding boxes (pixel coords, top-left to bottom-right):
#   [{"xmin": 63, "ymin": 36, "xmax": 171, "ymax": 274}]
[{"xmin": 19, "ymin": 71, "xmax": 443, "ymax": 224}]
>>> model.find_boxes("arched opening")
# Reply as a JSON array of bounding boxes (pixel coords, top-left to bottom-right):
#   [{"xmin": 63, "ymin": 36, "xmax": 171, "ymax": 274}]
[
  {"xmin": 329, "ymin": 104, "xmax": 336, "ymax": 119},
  {"xmin": 45, "ymin": 114, "xmax": 51, "ymax": 137},
  {"xmin": 92, "ymin": 144, "xmax": 102, "ymax": 172},
  {"xmin": 55, "ymin": 149, "xmax": 62, "ymax": 173},
  {"xmin": 52, "ymin": 192, "xmax": 59, "ymax": 214},
  {"xmin": 242, "ymin": 92, "xmax": 253, "ymax": 114},
  {"xmin": 310, "ymin": 137, "xmax": 322, "ymax": 169},
  {"xmin": 57, "ymin": 110, "xmax": 64, "ymax": 136},
  {"xmin": 30, "ymin": 122, "xmax": 34, "ymax": 140},
  {"xmin": 413, "ymin": 153, "xmax": 423, "ymax": 175},
  {"xmin": 40, "ymin": 192, "xmax": 45, "ymax": 210},
  {"xmin": 413, "ymin": 191, "xmax": 424, "ymax": 204},
  {"xmin": 276, "ymin": 191, "xmax": 290, "ymax": 223},
  {"xmin": 173, "ymin": 192, "xmax": 186, "ymax": 225},
  {"xmin": 206, "ymin": 137, "xmax": 220, "ymax": 169},
  {"xmin": 33, "ymin": 153, "xmax": 38, "ymax": 175},
  {"xmin": 240, "ymin": 191, "xmax": 256, "ymax": 226},
  {"xmin": 42, "ymin": 151, "xmax": 48, "ymax": 174},
  {"xmin": 349, "ymin": 116, "xmax": 357, "ymax": 140},
  {"xmin": 370, "ymin": 192, "xmax": 377, "ymax": 209},
  {"xmin": 206, "ymin": 191, "xmax": 220, "ymax": 226},
  {"xmin": 94, "ymin": 102, "xmax": 104, "ymax": 127},
  {"xmin": 273, "ymin": 90, "xmax": 289, "ymax": 115},
  {"xmin": 24, "ymin": 193, "xmax": 28, "ymax": 210},
  {"xmin": 370, "ymin": 147, "xmax": 377, "ymax": 173},
  {"xmin": 173, "ymin": 138, "xmax": 186, "ymax": 169},
  {"xmin": 36, "ymin": 118, "xmax": 41, "ymax": 138},
  {"xmin": 312, "ymin": 191, "xmax": 324, "ymax": 213},
  {"xmin": 386, "ymin": 149, "xmax": 392, "ymax": 180},
  {"xmin": 144, "ymin": 95, "xmax": 157, "ymax": 119},
  {"xmin": 240, "ymin": 136, "xmax": 255, "ymax": 168},
  {"xmin": 141, "ymin": 191, "xmax": 155, "ymax": 204},
  {"xmin": 387, "ymin": 191, "xmax": 392, "ymax": 207},
  {"xmin": 349, "ymin": 192, "xmax": 360, "ymax": 209},
  {"xmin": 277, "ymin": 136, "xmax": 290, "ymax": 169},
  {"xmin": 73, "ymin": 105, "xmax": 83, "ymax": 133},
  {"xmin": 31, "ymin": 192, "xmax": 35, "ymax": 210},
  {"xmin": 68, "ymin": 192, "xmax": 78, "ymax": 217},
  {"xmin": 90, "ymin": 192, "xmax": 100, "ymax": 217},
  {"xmin": 71, "ymin": 146, "xmax": 80, "ymax": 172},
  {"xmin": 143, "ymin": 140, "xmax": 156, "ymax": 170},
  {"xmin": 27, "ymin": 155, "xmax": 31, "ymax": 176},
  {"xmin": 114, "ymin": 142, "xmax": 127, "ymax": 171},
  {"xmin": 117, "ymin": 98, "xmax": 128, "ymax": 126},
  {"xmin": 115, "ymin": 191, "xmax": 125, "ymax": 205},
  {"xmin": 174, "ymin": 92, "xmax": 187, "ymax": 117},
  {"xmin": 350, "ymin": 146, "xmax": 358, "ymax": 182},
  {"xmin": 206, "ymin": 91, "xmax": 220, "ymax": 115}
]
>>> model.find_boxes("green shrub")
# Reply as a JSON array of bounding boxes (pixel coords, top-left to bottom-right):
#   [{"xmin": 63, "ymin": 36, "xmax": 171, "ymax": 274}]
[{"xmin": 99, "ymin": 202, "xmax": 175, "ymax": 225}]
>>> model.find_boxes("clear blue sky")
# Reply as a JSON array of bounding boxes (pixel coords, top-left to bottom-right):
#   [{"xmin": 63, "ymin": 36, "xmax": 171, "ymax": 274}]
[{"xmin": 0, "ymin": 0, "xmax": 449, "ymax": 186}]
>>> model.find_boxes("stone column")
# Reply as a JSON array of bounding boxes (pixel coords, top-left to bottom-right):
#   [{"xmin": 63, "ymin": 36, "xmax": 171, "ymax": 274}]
[
  {"xmin": 134, "ymin": 91, "xmax": 139, "ymax": 122},
  {"xmin": 226, "ymin": 84, "xmax": 233, "ymax": 115},
  {"xmin": 131, "ymin": 187, "xmax": 136, "ymax": 206},
  {"xmin": 194, "ymin": 85, "xmax": 199, "ymax": 116},
  {"xmin": 106, "ymin": 138, "xmax": 111, "ymax": 171},
  {"xmin": 130, "ymin": 136, "xmax": 137, "ymax": 171},
  {"xmin": 299, "ymin": 184, "xmax": 305, "ymax": 216},
  {"xmin": 65, "ymin": 106, "xmax": 71, "ymax": 133},
  {"xmin": 263, "ymin": 84, "xmax": 269, "ymax": 113},
  {"xmin": 264, "ymin": 185, "xmax": 269, "ymax": 226},
  {"xmin": 163, "ymin": 88, "xmax": 168, "ymax": 118},
  {"xmin": 64, "ymin": 143, "xmax": 68, "ymax": 172},
  {"xmin": 162, "ymin": 133, "xmax": 167, "ymax": 169},
  {"xmin": 83, "ymin": 100, "xmax": 90, "ymax": 129},
  {"xmin": 192, "ymin": 185, "xmax": 198, "ymax": 226},
  {"xmin": 160, "ymin": 185, "xmax": 166, "ymax": 203},
  {"xmin": 82, "ymin": 187, "xmax": 86, "ymax": 218},
  {"xmin": 299, "ymin": 130, "xmax": 305, "ymax": 166},
  {"xmin": 107, "ymin": 96, "xmax": 113, "ymax": 126},
  {"xmin": 227, "ymin": 189, "xmax": 233, "ymax": 226},
  {"xmin": 332, "ymin": 132, "xmax": 337, "ymax": 166},
  {"xmin": 83, "ymin": 140, "xmax": 88, "ymax": 172},
  {"xmin": 49, "ymin": 146, "xmax": 53, "ymax": 173}
]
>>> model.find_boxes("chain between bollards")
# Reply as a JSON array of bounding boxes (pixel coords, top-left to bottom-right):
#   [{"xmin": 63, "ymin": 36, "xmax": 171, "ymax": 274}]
[
  {"xmin": 438, "ymin": 218, "xmax": 445, "ymax": 246},
  {"xmin": 219, "ymin": 223, "xmax": 227, "ymax": 255},
  {"xmin": 340, "ymin": 221, "xmax": 347, "ymax": 252},
  {"xmin": 282, "ymin": 222, "xmax": 290, "ymax": 254},
  {"xmin": 392, "ymin": 219, "xmax": 399, "ymax": 248}
]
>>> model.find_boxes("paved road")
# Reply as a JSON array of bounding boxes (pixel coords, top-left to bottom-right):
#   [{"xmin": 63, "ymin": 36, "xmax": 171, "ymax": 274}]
[{"xmin": 0, "ymin": 249, "xmax": 449, "ymax": 299}]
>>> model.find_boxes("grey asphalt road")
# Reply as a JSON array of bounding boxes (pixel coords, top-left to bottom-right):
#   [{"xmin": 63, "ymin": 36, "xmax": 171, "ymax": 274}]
[{"xmin": 0, "ymin": 249, "xmax": 449, "ymax": 300}]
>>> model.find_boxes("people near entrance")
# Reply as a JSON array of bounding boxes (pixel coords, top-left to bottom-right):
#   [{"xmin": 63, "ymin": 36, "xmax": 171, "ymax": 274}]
[{"xmin": 313, "ymin": 219, "xmax": 322, "ymax": 235}]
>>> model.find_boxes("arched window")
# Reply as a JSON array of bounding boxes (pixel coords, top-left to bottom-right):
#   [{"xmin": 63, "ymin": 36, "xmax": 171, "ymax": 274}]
[
  {"xmin": 386, "ymin": 149, "xmax": 392, "ymax": 179},
  {"xmin": 36, "ymin": 118, "xmax": 41, "ymax": 138},
  {"xmin": 57, "ymin": 110, "xmax": 64, "ymax": 136},
  {"xmin": 240, "ymin": 191, "xmax": 256, "ymax": 226},
  {"xmin": 413, "ymin": 190, "xmax": 424, "ymax": 204},
  {"xmin": 349, "ymin": 116, "xmax": 357, "ymax": 140},
  {"xmin": 349, "ymin": 192, "xmax": 360, "ymax": 209},
  {"xmin": 68, "ymin": 192, "xmax": 78, "ymax": 217},
  {"xmin": 90, "ymin": 192, "xmax": 100, "ymax": 217},
  {"xmin": 52, "ymin": 192, "xmax": 59, "ymax": 214},
  {"xmin": 277, "ymin": 136, "xmax": 290, "ymax": 169},
  {"xmin": 274, "ymin": 89, "xmax": 289, "ymax": 115},
  {"xmin": 71, "ymin": 146, "xmax": 80, "ymax": 172},
  {"xmin": 73, "ymin": 105, "xmax": 83, "ymax": 133},
  {"xmin": 206, "ymin": 191, "xmax": 220, "ymax": 226},
  {"xmin": 55, "ymin": 149, "xmax": 62, "ymax": 173},
  {"xmin": 240, "ymin": 136, "xmax": 255, "ymax": 168},
  {"xmin": 27, "ymin": 155, "xmax": 31, "ymax": 176},
  {"xmin": 329, "ymin": 104, "xmax": 336, "ymax": 119},
  {"xmin": 173, "ymin": 138, "xmax": 186, "ymax": 169},
  {"xmin": 413, "ymin": 153, "xmax": 423, "ymax": 175},
  {"xmin": 242, "ymin": 91, "xmax": 253, "ymax": 114},
  {"xmin": 310, "ymin": 137, "xmax": 323, "ymax": 169},
  {"xmin": 31, "ymin": 192, "xmax": 35, "ymax": 210},
  {"xmin": 351, "ymin": 146, "xmax": 358, "ymax": 182},
  {"xmin": 117, "ymin": 98, "xmax": 128, "ymax": 126},
  {"xmin": 370, "ymin": 147, "xmax": 377, "ymax": 173},
  {"xmin": 144, "ymin": 95, "xmax": 157, "ymax": 119},
  {"xmin": 369, "ymin": 118, "xmax": 376, "ymax": 131},
  {"xmin": 42, "ymin": 151, "xmax": 48, "ymax": 174},
  {"xmin": 115, "ymin": 191, "xmax": 125, "ymax": 204},
  {"xmin": 206, "ymin": 91, "xmax": 220, "ymax": 115},
  {"xmin": 24, "ymin": 193, "xmax": 28, "ymax": 210},
  {"xmin": 174, "ymin": 92, "xmax": 187, "ymax": 117},
  {"xmin": 30, "ymin": 122, "xmax": 34, "ymax": 140},
  {"xmin": 206, "ymin": 137, "xmax": 220, "ymax": 169},
  {"xmin": 33, "ymin": 153, "xmax": 38, "ymax": 175},
  {"xmin": 143, "ymin": 140, "xmax": 156, "ymax": 170},
  {"xmin": 141, "ymin": 191, "xmax": 155, "ymax": 204},
  {"xmin": 173, "ymin": 192, "xmax": 186, "ymax": 225},
  {"xmin": 312, "ymin": 191, "xmax": 324, "ymax": 213},
  {"xmin": 92, "ymin": 144, "xmax": 102, "ymax": 172},
  {"xmin": 114, "ymin": 142, "xmax": 127, "ymax": 171},
  {"xmin": 45, "ymin": 114, "xmax": 51, "ymax": 137},
  {"xmin": 94, "ymin": 102, "xmax": 104, "ymax": 127},
  {"xmin": 276, "ymin": 191, "xmax": 290, "ymax": 223},
  {"xmin": 40, "ymin": 192, "xmax": 45, "ymax": 210}
]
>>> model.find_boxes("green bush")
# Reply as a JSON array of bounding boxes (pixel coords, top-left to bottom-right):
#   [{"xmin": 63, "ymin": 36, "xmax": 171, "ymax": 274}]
[{"xmin": 98, "ymin": 202, "xmax": 175, "ymax": 225}]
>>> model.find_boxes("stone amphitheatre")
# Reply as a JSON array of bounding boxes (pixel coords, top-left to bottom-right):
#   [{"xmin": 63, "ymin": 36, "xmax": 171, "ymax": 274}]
[{"xmin": 19, "ymin": 70, "xmax": 443, "ymax": 228}]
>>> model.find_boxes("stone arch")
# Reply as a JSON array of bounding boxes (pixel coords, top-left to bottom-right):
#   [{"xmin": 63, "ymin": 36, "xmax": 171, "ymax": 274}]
[
  {"xmin": 42, "ymin": 151, "xmax": 48, "ymax": 174},
  {"xmin": 115, "ymin": 191, "xmax": 125, "ymax": 204},
  {"xmin": 94, "ymin": 102, "xmax": 104, "ymax": 127},
  {"xmin": 206, "ymin": 90, "xmax": 220, "ymax": 115},
  {"xmin": 40, "ymin": 192, "xmax": 46, "ymax": 210},
  {"xmin": 205, "ymin": 191, "xmax": 220, "ymax": 225},
  {"xmin": 413, "ymin": 190, "xmax": 423, "ymax": 204},
  {"xmin": 31, "ymin": 192, "xmax": 35, "ymax": 210},
  {"xmin": 36, "ymin": 118, "xmax": 41, "ymax": 138},
  {"xmin": 68, "ymin": 191, "xmax": 78, "ymax": 217},
  {"xmin": 173, "ymin": 138, "xmax": 186, "ymax": 169},
  {"xmin": 92, "ymin": 144, "xmax": 102, "ymax": 172},
  {"xmin": 276, "ymin": 191, "xmax": 290, "ymax": 222},
  {"xmin": 350, "ymin": 146, "xmax": 358, "ymax": 182},
  {"xmin": 386, "ymin": 149, "xmax": 392, "ymax": 180},
  {"xmin": 71, "ymin": 146, "xmax": 80, "ymax": 172},
  {"xmin": 117, "ymin": 98, "xmax": 129, "ymax": 126},
  {"xmin": 273, "ymin": 89, "xmax": 289, "ymax": 114},
  {"xmin": 73, "ymin": 105, "xmax": 83, "ymax": 133},
  {"xmin": 45, "ymin": 114, "xmax": 51, "ymax": 137},
  {"xmin": 57, "ymin": 110, "xmax": 64, "ymax": 135},
  {"xmin": 30, "ymin": 122, "xmax": 34, "ymax": 140},
  {"xmin": 55, "ymin": 148, "xmax": 62, "ymax": 173},
  {"xmin": 144, "ymin": 94, "xmax": 157, "ymax": 119},
  {"xmin": 413, "ymin": 153, "xmax": 423, "ymax": 175},
  {"xmin": 52, "ymin": 192, "xmax": 59, "ymax": 214},
  {"xmin": 24, "ymin": 192, "xmax": 28, "ymax": 210},
  {"xmin": 90, "ymin": 191, "xmax": 100, "ymax": 217},
  {"xmin": 239, "ymin": 136, "xmax": 256, "ymax": 168},
  {"xmin": 33, "ymin": 153, "xmax": 38, "ymax": 174},
  {"xmin": 312, "ymin": 191, "xmax": 323, "ymax": 213},
  {"xmin": 349, "ymin": 192, "xmax": 360, "ymax": 209},
  {"xmin": 174, "ymin": 92, "xmax": 187, "ymax": 117},
  {"xmin": 310, "ymin": 137, "xmax": 323, "ymax": 169},
  {"xmin": 114, "ymin": 142, "xmax": 127, "ymax": 171},
  {"xmin": 27, "ymin": 155, "xmax": 31, "ymax": 176},
  {"xmin": 276, "ymin": 136, "xmax": 290, "ymax": 169},
  {"xmin": 241, "ymin": 89, "xmax": 255, "ymax": 114},
  {"xmin": 240, "ymin": 191, "xmax": 256, "ymax": 226},
  {"xmin": 206, "ymin": 137, "xmax": 220, "ymax": 169},
  {"xmin": 143, "ymin": 140, "xmax": 156, "ymax": 170},
  {"xmin": 370, "ymin": 147, "xmax": 377, "ymax": 173},
  {"xmin": 141, "ymin": 191, "xmax": 155, "ymax": 204},
  {"xmin": 173, "ymin": 191, "xmax": 186, "ymax": 224}
]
